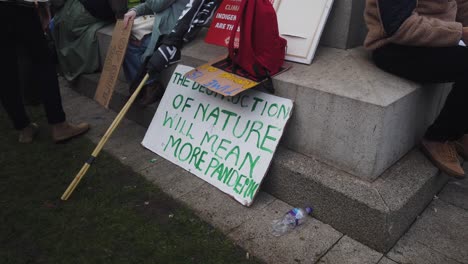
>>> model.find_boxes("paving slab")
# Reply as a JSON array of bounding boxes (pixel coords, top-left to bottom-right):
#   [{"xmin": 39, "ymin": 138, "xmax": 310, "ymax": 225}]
[
  {"xmin": 139, "ymin": 160, "xmax": 206, "ymax": 199},
  {"xmin": 61, "ymin": 78, "xmax": 162, "ymax": 172},
  {"xmin": 387, "ymin": 236, "xmax": 463, "ymax": 264},
  {"xmin": 178, "ymin": 183, "xmax": 276, "ymax": 233},
  {"xmin": 99, "ymin": 122, "xmax": 157, "ymax": 172},
  {"xmin": 439, "ymin": 178, "xmax": 468, "ymax": 211},
  {"xmin": 317, "ymin": 236, "xmax": 383, "ymax": 264},
  {"xmin": 377, "ymin": 257, "xmax": 399, "ymax": 264},
  {"xmin": 387, "ymin": 200, "xmax": 468, "ymax": 264},
  {"xmin": 228, "ymin": 199, "xmax": 343, "ymax": 264}
]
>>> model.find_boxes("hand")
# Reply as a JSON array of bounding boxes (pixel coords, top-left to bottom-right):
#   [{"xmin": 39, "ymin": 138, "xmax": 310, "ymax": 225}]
[{"xmin": 123, "ymin": 10, "xmax": 136, "ymax": 29}]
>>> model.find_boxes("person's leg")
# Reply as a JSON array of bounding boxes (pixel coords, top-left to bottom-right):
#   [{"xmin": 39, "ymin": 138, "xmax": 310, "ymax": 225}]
[
  {"xmin": 373, "ymin": 44, "xmax": 468, "ymax": 177},
  {"xmin": 373, "ymin": 44, "xmax": 468, "ymax": 140},
  {"xmin": 123, "ymin": 38, "xmax": 147, "ymax": 84},
  {"xmin": 0, "ymin": 4, "xmax": 31, "ymax": 131},
  {"xmin": 124, "ymin": 35, "xmax": 163, "ymax": 106},
  {"xmin": 18, "ymin": 6, "xmax": 67, "ymax": 125},
  {"xmin": 124, "ymin": 35, "xmax": 158, "ymax": 85},
  {"xmin": 17, "ymin": 6, "xmax": 89, "ymax": 142},
  {"xmin": 137, "ymin": 36, "xmax": 164, "ymax": 106}
]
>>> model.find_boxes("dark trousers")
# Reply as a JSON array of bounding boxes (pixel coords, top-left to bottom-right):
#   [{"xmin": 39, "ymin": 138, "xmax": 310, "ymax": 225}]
[
  {"xmin": 0, "ymin": 4, "xmax": 65, "ymax": 130},
  {"xmin": 372, "ymin": 44, "xmax": 468, "ymax": 141}
]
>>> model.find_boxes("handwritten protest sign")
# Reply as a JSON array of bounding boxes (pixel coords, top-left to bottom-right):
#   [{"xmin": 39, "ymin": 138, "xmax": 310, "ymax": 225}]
[
  {"xmin": 142, "ymin": 65, "xmax": 293, "ymax": 206},
  {"xmin": 94, "ymin": 19, "xmax": 133, "ymax": 108}
]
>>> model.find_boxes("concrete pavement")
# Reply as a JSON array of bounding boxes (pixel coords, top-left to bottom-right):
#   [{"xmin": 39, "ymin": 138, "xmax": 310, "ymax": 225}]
[{"xmin": 59, "ymin": 80, "xmax": 468, "ymax": 264}]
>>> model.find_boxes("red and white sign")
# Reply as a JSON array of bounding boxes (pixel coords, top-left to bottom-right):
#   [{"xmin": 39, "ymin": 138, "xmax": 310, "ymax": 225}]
[
  {"xmin": 205, "ymin": 0, "xmax": 242, "ymax": 47},
  {"xmin": 205, "ymin": 0, "xmax": 278, "ymax": 47},
  {"xmin": 205, "ymin": 0, "xmax": 333, "ymax": 65}
]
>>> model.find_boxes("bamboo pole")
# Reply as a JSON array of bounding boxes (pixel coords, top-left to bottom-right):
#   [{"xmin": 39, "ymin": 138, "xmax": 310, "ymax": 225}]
[{"xmin": 61, "ymin": 74, "xmax": 150, "ymax": 201}]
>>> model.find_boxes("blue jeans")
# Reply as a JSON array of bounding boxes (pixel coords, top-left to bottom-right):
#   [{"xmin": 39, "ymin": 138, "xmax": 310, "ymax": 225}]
[{"xmin": 123, "ymin": 34, "xmax": 155, "ymax": 85}]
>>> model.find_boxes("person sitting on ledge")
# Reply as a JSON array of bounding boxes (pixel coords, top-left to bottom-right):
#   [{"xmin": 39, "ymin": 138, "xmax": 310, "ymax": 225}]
[
  {"xmin": 364, "ymin": 0, "xmax": 468, "ymax": 178},
  {"xmin": 51, "ymin": 0, "xmax": 128, "ymax": 81},
  {"xmin": 122, "ymin": 0, "xmax": 189, "ymax": 106}
]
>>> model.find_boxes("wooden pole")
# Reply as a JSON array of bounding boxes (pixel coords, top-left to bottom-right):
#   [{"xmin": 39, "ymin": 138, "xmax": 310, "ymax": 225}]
[{"xmin": 61, "ymin": 74, "xmax": 150, "ymax": 201}]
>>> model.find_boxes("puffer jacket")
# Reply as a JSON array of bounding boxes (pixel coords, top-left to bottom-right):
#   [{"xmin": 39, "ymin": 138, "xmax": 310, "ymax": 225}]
[{"xmin": 364, "ymin": 0, "xmax": 468, "ymax": 50}]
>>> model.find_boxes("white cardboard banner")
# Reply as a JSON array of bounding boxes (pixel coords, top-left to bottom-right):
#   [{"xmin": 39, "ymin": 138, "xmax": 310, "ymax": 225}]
[{"xmin": 142, "ymin": 65, "xmax": 293, "ymax": 206}]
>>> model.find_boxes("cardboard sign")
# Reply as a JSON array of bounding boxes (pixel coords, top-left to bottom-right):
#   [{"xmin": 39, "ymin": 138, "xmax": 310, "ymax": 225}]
[
  {"xmin": 94, "ymin": 19, "xmax": 133, "ymax": 108},
  {"xmin": 205, "ymin": 0, "xmax": 240, "ymax": 47},
  {"xmin": 276, "ymin": 0, "xmax": 333, "ymax": 64},
  {"xmin": 184, "ymin": 57, "xmax": 259, "ymax": 96},
  {"xmin": 142, "ymin": 65, "xmax": 293, "ymax": 206},
  {"xmin": 184, "ymin": 56, "xmax": 291, "ymax": 97},
  {"xmin": 205, "ymin": 0, "xmax": 279, "ymax": 47}
]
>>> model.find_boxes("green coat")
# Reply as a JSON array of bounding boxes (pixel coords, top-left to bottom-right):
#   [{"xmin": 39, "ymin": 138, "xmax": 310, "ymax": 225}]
[
  {"xmin": 52, "ymin": 0, "xmax": 112, "ymax": 80},
  {"xmin": 131, "ymin": 0, "xmax": 189, "ymax": 61}
]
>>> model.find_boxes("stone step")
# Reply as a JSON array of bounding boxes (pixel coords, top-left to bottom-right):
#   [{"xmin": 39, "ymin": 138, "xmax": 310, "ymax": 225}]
[
  {"xmin": 71, "ymin": 72, "xmax": 448, "ymax": 252},
  {"xmin": 81, "ymin": 25, "xmax": 453, "ymax": 252}
]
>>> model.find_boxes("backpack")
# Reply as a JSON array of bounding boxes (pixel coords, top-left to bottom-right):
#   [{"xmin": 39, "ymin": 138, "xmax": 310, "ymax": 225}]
[{"xmin": 228, "ymin": 0, "xmax": 287, "ymax": 80}]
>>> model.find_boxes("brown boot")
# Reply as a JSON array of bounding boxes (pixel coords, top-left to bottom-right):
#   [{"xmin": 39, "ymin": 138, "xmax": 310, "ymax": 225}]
[
  {"xmin": 52, "ymin": 122, "xmax": 90, "ymax": 143},
  {"xmin": 139, "ymin": 82, "xmax": 164, "ymax": 106},
  {"xmin": 18, "ymin": 123, "xmax": 39, "ymax": 143},
  {"xmin": 454, "ymin": 134, "xmax": 468, "ymax": 160},
  {"xmin": 421, "ymin": 139, "xmax": 465, "ymax": 178}
]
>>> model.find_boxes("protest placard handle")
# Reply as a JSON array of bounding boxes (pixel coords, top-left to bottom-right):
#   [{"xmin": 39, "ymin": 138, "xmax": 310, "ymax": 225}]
[{"xmin": 61, "ymin": 74, "xmax": 150, "ymax": 201}]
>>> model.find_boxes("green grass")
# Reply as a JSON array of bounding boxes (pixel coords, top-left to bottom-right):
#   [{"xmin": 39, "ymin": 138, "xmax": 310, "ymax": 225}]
[{"xmin": 0, "ymin": 107, "xmax": 262, "ymax": 264}]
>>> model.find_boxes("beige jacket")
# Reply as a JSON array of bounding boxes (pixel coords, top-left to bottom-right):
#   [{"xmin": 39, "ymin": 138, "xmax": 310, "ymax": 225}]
[{"xmin": 364, "ymin": 0, "xmax": 468, "ymax": 50}]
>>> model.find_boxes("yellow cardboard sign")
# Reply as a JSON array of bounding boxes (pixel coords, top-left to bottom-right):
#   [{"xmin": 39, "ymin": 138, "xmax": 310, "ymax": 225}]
[
  {"xmin": 185, "ymin": 56, "xmax": 291, "ymax": 96},
  {"xmin": 184, "ymin": 56, "xmax": 260, "ymax": 97}
]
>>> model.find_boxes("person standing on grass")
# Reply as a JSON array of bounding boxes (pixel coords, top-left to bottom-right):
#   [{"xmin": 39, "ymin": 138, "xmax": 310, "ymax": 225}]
[
  {"xmin": 364, "ymin": 0, "xmax": 468, "ymax": 178},
  {"xmin": 0, "ymin": 0, "xmax": 89, "ymax": 143}
]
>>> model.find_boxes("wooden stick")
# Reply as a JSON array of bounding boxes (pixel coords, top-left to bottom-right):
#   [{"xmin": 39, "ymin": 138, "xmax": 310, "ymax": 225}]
[{"xmin": 61, "ymin": 74, "xmax": 150, "ymax": 201}]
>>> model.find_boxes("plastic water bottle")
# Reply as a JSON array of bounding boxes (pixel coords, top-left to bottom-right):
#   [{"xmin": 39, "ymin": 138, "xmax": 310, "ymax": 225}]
[{"xmin": 271, "ymin": 207, "xmax": 313, "ymax": 236}]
